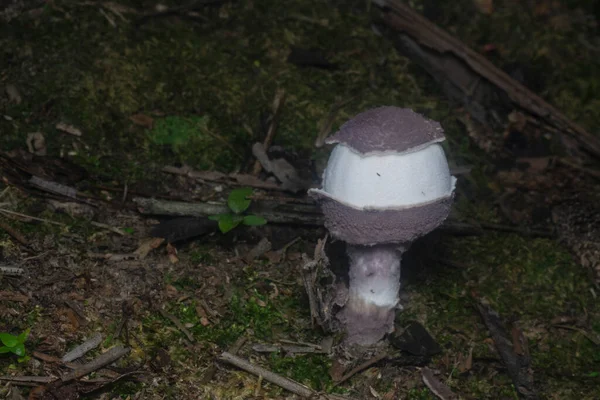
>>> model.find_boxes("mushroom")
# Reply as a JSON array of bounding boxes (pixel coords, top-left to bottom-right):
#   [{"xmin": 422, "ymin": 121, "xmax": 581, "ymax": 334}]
[{"xmin": 309, "ymin": 106, "xmax": 456, "ymax": 347}]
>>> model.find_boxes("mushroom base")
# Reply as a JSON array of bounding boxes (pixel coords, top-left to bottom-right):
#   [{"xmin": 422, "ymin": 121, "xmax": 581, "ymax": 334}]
[{"xmin": 337, "ymin": 244, "xmax": 404, "ymax": 346}]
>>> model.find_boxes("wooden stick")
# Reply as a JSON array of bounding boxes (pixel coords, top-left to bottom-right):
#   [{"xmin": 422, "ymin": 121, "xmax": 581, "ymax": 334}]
[
  {"xmin": 133, "ymin": 196, "xmax": 323, "ymax": 226},
  {"xmin": 374, "ymin": 0, "xmax": 600, "ymax": 158},
  {"xmin": 252, "ymin": 89, "xmax": 286, "ymax": 176},
  {"xmin": 334, "ymin": 352, "xmax": 388, "ymax": 385},
  {"xmin": 218, "ymin": 351, "xmax": 314, "ymax": 397},
  {"xmin": 0, "ymin": 219, "xmax": 28, "ymax": 246},
  {"xmin": 61, "ymin": 345, "xmax": 130, "ymax": 382},
  {"xmin": 0, "ymin": 208, "xmax": 65, "ymax": 226},
  {"xmin": 159, "ymin": 308, "xmax": 195, "ymax": 343},
  {"xmin": 62, "ymin": 333, "xmax": 103, "ymax": 363}
]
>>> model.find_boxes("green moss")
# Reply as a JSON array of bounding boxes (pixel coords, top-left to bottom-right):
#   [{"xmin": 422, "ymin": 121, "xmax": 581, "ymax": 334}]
[{"xmin": 269, "ymin": 352, "xmax": 333, "ymax": 391}]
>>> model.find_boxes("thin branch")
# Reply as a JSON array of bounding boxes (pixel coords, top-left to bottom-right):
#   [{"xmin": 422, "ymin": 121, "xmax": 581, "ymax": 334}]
[
  {"xmin": 60, "ymin": 345, "xmax": 130, "ymax": 382},
  {"xmin": 159, "ymin": 308, "xmax": 195, "ymax": 343},
  {"xmin": 0, "ymin": 208, "xmax": 66, "ymax": 226},
  {"xmin": 253, "ymin": 89, "xmax": 287, "ymax": 175},
  {"xmin": 218, "ymin": 351, "xmax": 314, "ymax": 397},
  {"xmin": 62, "ymin": 333, "xmax": 103, "ymax": 363}
]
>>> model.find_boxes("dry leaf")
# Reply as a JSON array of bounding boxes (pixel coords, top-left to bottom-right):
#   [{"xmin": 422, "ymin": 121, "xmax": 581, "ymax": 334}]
[
  {"xmin": 167, "ymin": 242, "xmax": 179, "ymax": 264},
  {"xmin": 473, "ymin": 0, "xmax": 493, "ymax": 14},
  {"xmin": 26, "ymin": 132, "xmax": 46, "ymax": 156},
  {"xmin": 56, "ymin": 122, "xmax": 82, "ymax": 136},
  {"xmin": 134, "ymin": 237, "xmax": 165, "ymax": 259},
  {"xmin": 129, "ymin": 113, "xmax": 154, "ymax": 129},
  {"xmin": 165, "ymin": 284, "xmax": 178, "ymax": 297},
  {"xmin": 5, "ymin": 83, "xmax": 22, "ymax": 104}
]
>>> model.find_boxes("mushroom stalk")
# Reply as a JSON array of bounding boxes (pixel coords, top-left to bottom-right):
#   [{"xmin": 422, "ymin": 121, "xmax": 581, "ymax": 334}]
[{"xmin": 338, "ymin": 244, "xmax": 405, "ymax": 346}]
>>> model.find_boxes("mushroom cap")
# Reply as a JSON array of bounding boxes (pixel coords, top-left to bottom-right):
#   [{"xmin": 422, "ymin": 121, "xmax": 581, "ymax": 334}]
[
  {"xmin": 310, "ymin": 106, "xmax": 455, "ymax": 246},
  {"xmin": 326, "ymin": 106, "xmax": 444, "ymax": 155}
]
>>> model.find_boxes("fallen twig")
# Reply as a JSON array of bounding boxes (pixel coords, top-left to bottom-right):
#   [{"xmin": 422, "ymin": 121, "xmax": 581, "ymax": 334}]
[
  {"xmin": 62, "ymin": 333, "xmax": 103, "ymax": 363},
  {"xmin": 0, "ymin": 219, "xmax": 28, "ymax": 246},
  {"xmin": 0, "ymin": 376, "xmax": 54, "ymax": 385},
  {"xmin": 333, "ymin": 352, "xmax": 388, "ymax": 385},
  {"xmin": 162, "ymin": 166, "xmax": 286, "ymax": 191},
  {"xmin": 90, "ymin": 221, "xmax": 126, "ymax": 236},
  {"xmin": 315, "ymin": 96, "xmax": 358, "ymax": 147},
  {"xmin": 0, "ymin": 290, "xmax": 29, "ymax": 302},
  {"xmin": 253, "ymin": 89, "xmax": 286, "ymax": 176},
  {"xmin": 60, "ymin": 345, "xmax": 130, "ymax": 382},
  {"xmin": 476, "ymin": 298, "xmax": 538, "ymax": 399},
  {"xmin": 218, "ymin": 351, "xmax": 313, "ymax": 397},
  {"xmin": 158, "ymin": 308, "xmax": 195, "ymax": 343},
  {"xmin": 133, "ymin": 196, "xmax": 323, "ymax": 226},
  {"xmin": 200, "ymin": 335, "xmax": 247, "ymax": 384},
  {"xmin": 373, "ymin": 0, "xmax": 600, "ymax": 159},
  {"xmin": 0, "ymin": 265, "xmax": 25, "ymax": 276},
  {"xmin": 0, "ymin": 208, "xmax": 66, "ymax": 226},
  {"xmin": 422, "ymin": 367, "xmax": 457, "ymax": 400}
]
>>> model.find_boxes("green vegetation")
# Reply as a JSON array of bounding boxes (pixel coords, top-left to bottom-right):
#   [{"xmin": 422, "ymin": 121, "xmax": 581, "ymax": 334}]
[
  {"xmin": 209, "ymin": 187, "xmax": 267, "ymax": 233},
  {"xmin": 0, "ymin": 329, "xmax": 30, "ymax": 361}
]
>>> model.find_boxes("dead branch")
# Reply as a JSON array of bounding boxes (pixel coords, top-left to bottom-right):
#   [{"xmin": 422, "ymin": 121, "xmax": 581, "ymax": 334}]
[
  {"xmin": 476, "ymin": 298, "xmax": 538, "ymax": 399},
  {"xmin": 0, "ymin": 376, "xmax": 54, "ymax": 385},
  {"xmin": 158, "ymin": 308, "xmax": 195, "ymax": 343},
  {"xmin": 200, "ymin": 335, "xmax": 247, "ymax": 384},
  {"xmin": 62, "ymin": 333, "xmax": 103, "ymax": 363},
  {"xmin": 218, "ymin": 351, "xmax": 313, "ymax": 398},
  {"xmin": 133, "ymin": 196, "xmax": 323, "ymax": 226},
  {"xmin": 422, "ymin": 367, "xmax": 457, "ymax": 400},
  {"xmin": 0, "ymin": 290, "xmax": 29, "ymax": 302},
  {"xmin": 0, "ymin": 219, "xmax": 28, "ymax": 246},
  {"xmin": 60, "ymin": 345, "xmax": 130, "ymax": 382},
  {"xmin": 0, "ymin": 265, "xmax": 25, "ymax": 276},
  {"xmin": 334, "ymin": 352, "xmax": 388, "ymax": 385},
  {"xmin": 253, "ymin": 89, "xmax": 286, "ymax": 175},
  {"xmin": 373, "ymin": 0, "xmax": 600, "ymax": 159}
]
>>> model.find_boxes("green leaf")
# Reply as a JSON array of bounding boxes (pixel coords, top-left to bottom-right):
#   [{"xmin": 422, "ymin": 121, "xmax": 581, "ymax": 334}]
[
  {"xmin": 0, "ymin": 333, "xmax": 18, "ymax": 348},
  {"xmin": 243, "ymin": 215, "xmax": 267, "ymax": 226},
  {"xmin": 11, "ymin": 343, "xmax": 25, "ymax": 356},
  {"xmin": 0, "ymin": 346, "xmax": 11, "ymax": 354},
  {"xmin": 227, "ymin": 188, "xmax": 253, "ymax": 214},
  {"xmin": 17, "ymin": 329, "xmax": 30, "ymax": 344},
  {"xmin": 217, "ymin": 214, "xmax": 244, "ymax": 233}
]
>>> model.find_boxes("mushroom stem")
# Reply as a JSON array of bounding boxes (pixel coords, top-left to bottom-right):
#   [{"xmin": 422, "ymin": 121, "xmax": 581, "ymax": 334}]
[{"xmin": 338, "ymin": 244, "xmax": 404, "ymax": 346}]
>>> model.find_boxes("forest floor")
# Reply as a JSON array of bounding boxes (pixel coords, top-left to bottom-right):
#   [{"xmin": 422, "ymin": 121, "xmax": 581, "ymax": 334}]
[{"xmin": 1, "ymin": 0, "xmax": 599, "ymax": 399}]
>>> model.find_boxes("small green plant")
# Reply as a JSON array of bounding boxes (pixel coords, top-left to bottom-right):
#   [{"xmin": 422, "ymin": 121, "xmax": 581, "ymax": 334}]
[
  {"xmin": 209, "ymin": 188, "xmax": 267, "ymax": 233},
  {"xmin": 0, "ymin": 329, "xmax": 30, "ymax": 361}
]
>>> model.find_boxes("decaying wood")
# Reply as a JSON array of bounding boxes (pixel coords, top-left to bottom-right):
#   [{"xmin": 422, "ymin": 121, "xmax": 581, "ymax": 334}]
[
  {"xmin": 0, "ymin": 265, "xmax": 25, "ymax": 276},
  {"xmin": 134, "ymin": 196, "xmax": 323, "ymax": 226},
  {"xmin": 219, "ymin": 352, "xmax": 355, "ymax": 399},
  {"xmin": 476, "ymin": 298, "xmax": 538, "ymax": 399},
  {"xmin": 373, "ymin": 0, "xmax": 600, "ymax": 159},
  {"xmin": 62, "ymin": 333, "xmax": 103, "ymax": 363},
  {"xmin": 60, "ymin": 345, "xmax": 130, "ymax": 382}
]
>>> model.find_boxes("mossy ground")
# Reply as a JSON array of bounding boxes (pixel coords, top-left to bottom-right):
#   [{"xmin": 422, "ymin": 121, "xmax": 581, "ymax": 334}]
[{"xmin": 1, "ymin": 0, "xmax": 599, "ymax": 398}]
